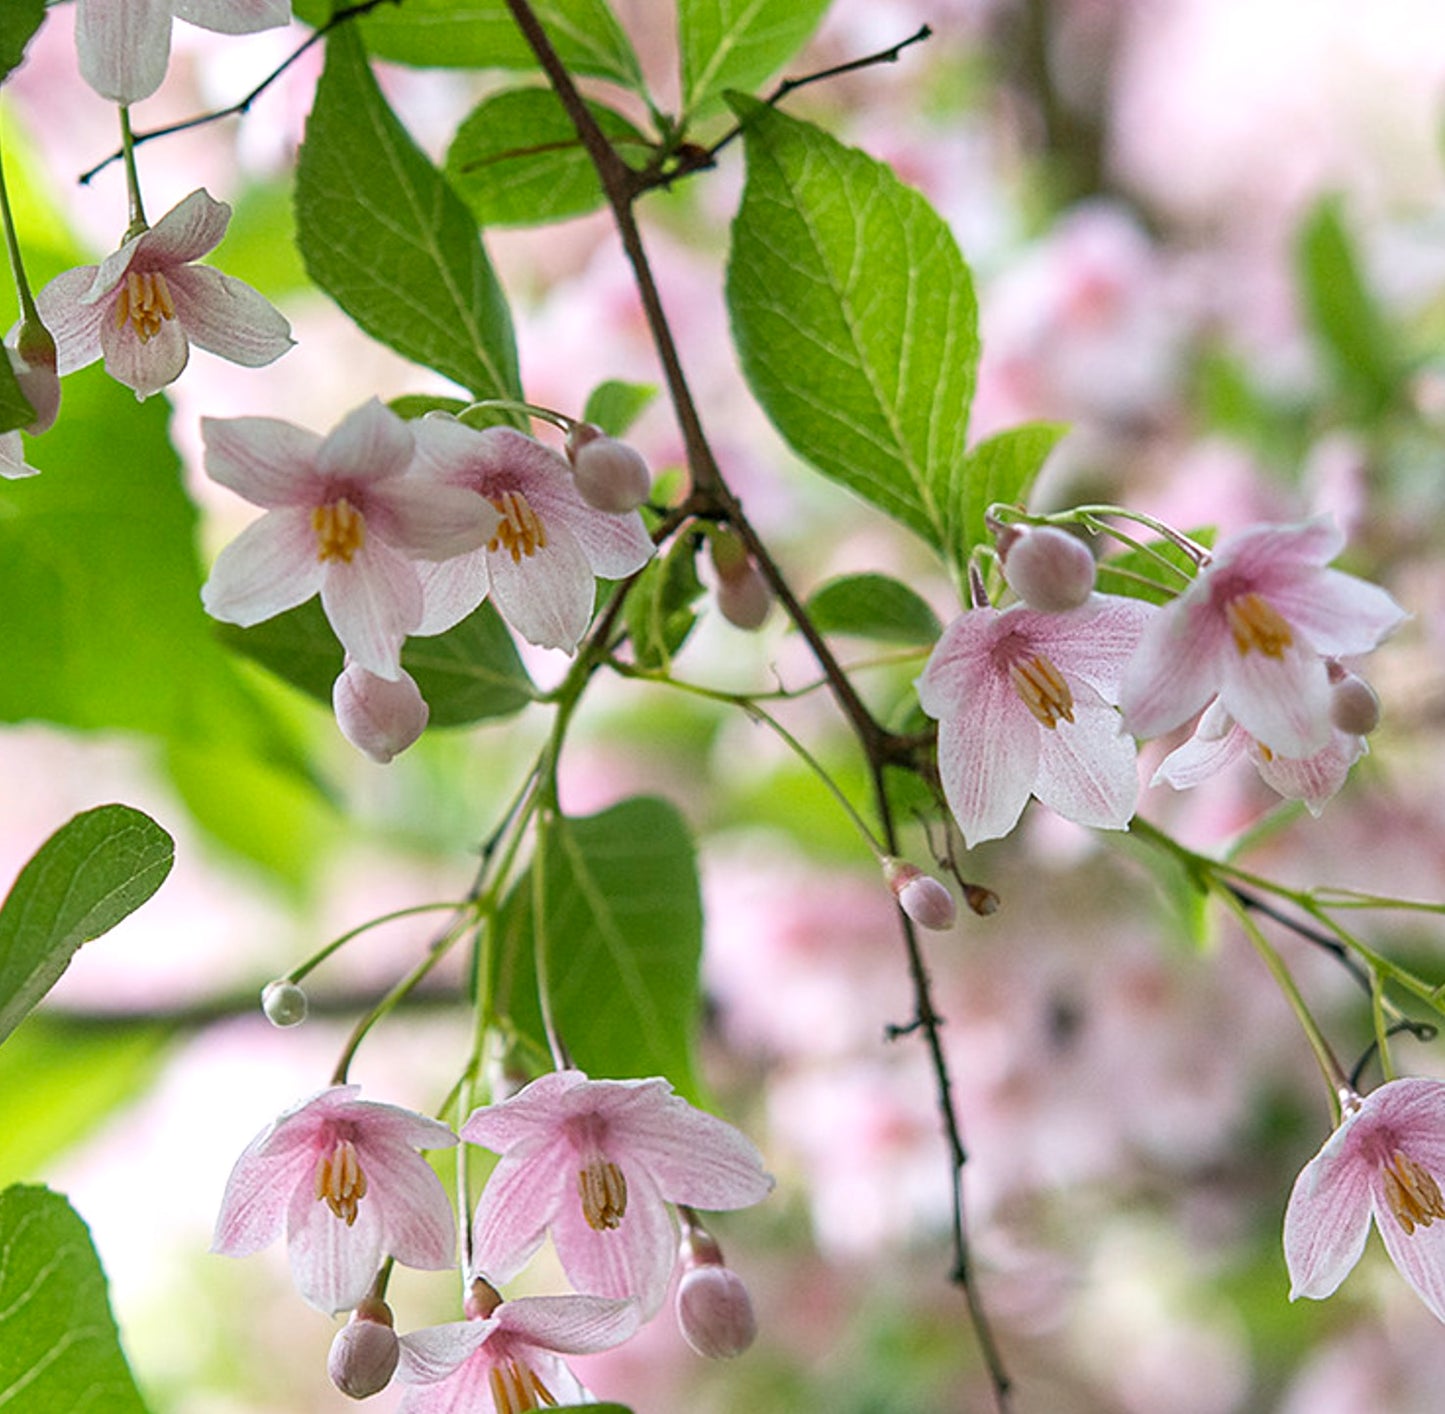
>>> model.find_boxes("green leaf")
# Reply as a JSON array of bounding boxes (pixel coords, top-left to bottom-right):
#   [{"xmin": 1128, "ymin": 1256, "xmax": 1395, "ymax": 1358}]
[
  {"xmin": 1095, "ymin": 527, "xmax": 1214, "ymax": 607},
  {"xmin": 805, "ymin": 572, "xmax": 942, "ymax": 645},
  {"xmin": 0, "ymin": 805, "xmax": 173, "ymax": 1049},
  {"xmin": 0, "ymin": 1187, "xmax": 150, "ymax": 1413},
  {"xmin": 625, "ymin": 532, "xmax": 705, "ymax": 669},
  {"xmin": 680, "ymin": 0, "xmax": 831, "ymax": 113},
  {"xmin": 495, "ymin": 798, "xmax": 704, "ymax": 1100},
  {"xmin": 447, "ymin": 88, "xmax": 648, "ymax": 228},
  {"xmin": 726, "ymin": 100, "xmax": 979, "ymax": 563},
  {"xmin": 956, "ymin": 422, "xmax": 1067, "ymax": 569},
  {"xmin": 296, "ymin": 26, "xmax": 522, "ymax": 402},
  {"xmin": 0, "ymin": 348, "xmax": 34, "ymax": 437},
  {"xmin": 0, "ymin": 0, "xmax": 45, "ymax": 83},
  {"xmin": 582, "ymin": 379, "xmax": 657, "ymax": 436}
]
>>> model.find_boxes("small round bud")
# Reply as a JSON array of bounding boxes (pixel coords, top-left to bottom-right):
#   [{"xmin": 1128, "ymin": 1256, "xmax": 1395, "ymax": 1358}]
[
  {"xmin": 1330, "ymin": 672, "xmax": 1381, "ymax": 736},
  {"xmin": 715, "ymin": 562, "xmax": 772, "ymax": 629},
  {"xmin": 567, "ymin": 424, "xmax": 651, "ymax": 513},
  {"xmin": 328, "ymin": 1303, "xmax": 399, "ymax": 1399},
  {"xmin": 676, "ymin": 1264, "xmax": 757, "ymax": 1360},
  {"xmin": 261, "ymin": 979, "xmax": 308, "ymax": 1027},
  {"xmin": 884, "ymin": 860, "xmax": 956, "ymax": 931},
  {"xmin": 333, "ymin": 662, "xmax": 429, "ymax": 763},
  {"xmin": 963, "ymin": 882, "xmax": 1001, "ymax": 917},
  {"xmin": 1002, "ymin": 526, "xmax": 1096, "ymax": 613}
]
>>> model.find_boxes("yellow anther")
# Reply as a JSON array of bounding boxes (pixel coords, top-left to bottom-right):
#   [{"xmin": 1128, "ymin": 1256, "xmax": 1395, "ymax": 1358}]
[
  {"xmin": 1382, "ymin": 1150, "xmax": 1445, "ymax": 1236},
  {"xmin": 314, "ymin": 1138, "xmax": 368, "ymax": 1226},
  {"xmin": 488, "ymin": 490, "xmax": 548, "ymax": 564},
  {"xmin": 577, "ymin": 1158, "xmax": 628, "ymax": 1232},
  {"xmin": 1225, "ymin": 592, "xmax": 1293, "ymax": 659},
  {"xmin": 312, "ymin": 497, "xmax": 366, "ymax": 564},
  {"xmin": 112, "ymin": 270, "xmax": 177, "ymax": 344},
  {"xmin": 488, "ymin": 1358, "xmax": 558, "ymax": 1413},
  {"xmin": 1008, "ymin": 653, "xmax": 1075, "ymax": 729}
]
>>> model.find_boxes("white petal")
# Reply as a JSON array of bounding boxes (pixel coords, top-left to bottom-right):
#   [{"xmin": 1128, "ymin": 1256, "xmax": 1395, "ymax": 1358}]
[
  {"xmin": 319, "ymin": 541, "xmax": 423, "ymax": 679},
  {"xmin": 172, "ymin": 0, "xmax": 292, "ymax": 34},
  {"xmin": 76, "ymin": 0, "xmax": 171, "ymax": 103},
  {"xmin": 202, "ymin": 415, "xmax": 323, "ymax": 508},
  {"xmin": 1032, "ymin": 695, "xmax": 1140, "ymax": 831},
  {"xmin": 1220, "ymin": 644, "xmax": 1331, "ymax": 759},
  {"xmin": 1283, "ymin": 1116, "xmax": 1375, "ymax": 1301},
  {"xmin": 286, "ymin": 1172, "xmax": 384, "ymax": 1315},
  {"xmin": 415, "ymin": 552, "xmax": 490, "ymax": 637},
  {"xmin": 135, "ymin": 189, "xmax": 230, "ymax": 267},
  {"xmin": 165, "ymin": 265, "xmax": 294, "ymax": 368},
  {"xmin": 318, "ymin": 399, "xmax": 413, "ymax": 485},
  {"xmin": 32, "ymin": 267, "xmax": 107, "ymax": 376},
  {"xmin": 201, "ymin": 508, "xmax": 324, "ymax": 625},
  {"xmin": 488, "ymin": 522, "xmax": 595, "ymax": 652},
  {"xmin": 99, "ymin": 311, "xmax": 188, "ymax": 400}
]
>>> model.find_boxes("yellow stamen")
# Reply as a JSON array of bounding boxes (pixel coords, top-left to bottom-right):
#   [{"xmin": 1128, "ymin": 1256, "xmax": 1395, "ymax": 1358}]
[
  {"xmin": 312, "ymin": 497, "xmax": 366, "ymax": 564},
  {"xmin": 1225, "ymin": 592, "xmax": 1293, "ymax": 659},
  {"xmin": 313, "ymin": 1138, "xmax": 368, "ymax": 1226},
  {"xmin": 1008, "ymin": 653, "xmax": 1075, "ymax": 729},
  {"xmin": 1382, "ymin": 1150, "xmax": 1445, "ymax": 1236},
  {"xmin": 577, "ymin": 1158, "xmax": 628, "ymax": 1231},
  {"xmin": 488, "ymin": 490, "xmax": 548, "ymax": 564},
  {"xmin": 488, "ymin": 1359, "xmax": 558, "ymax": 1413},
  {"xmin": 112, "ymin": 270, "xmax": 176, "ymax": 344}
]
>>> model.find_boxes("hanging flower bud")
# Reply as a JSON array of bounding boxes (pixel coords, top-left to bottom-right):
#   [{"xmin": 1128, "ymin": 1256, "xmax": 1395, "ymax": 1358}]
[
  {"xmin": 962, "ymin": 882, "xmax": 1001, "ymax": 917},
  {"xmin": 676, "ymin": 1225, "xmax": 757, "ymax": 1359},
  {"xmin": 328, "ymin": 1298, "xmax": 400, "ymax": 1400},
  {"xmin": 12, "ymin": 318, "xmax": 59, "ymax": 435},
  {"xmin": 1329, "ymin": 669, "xmax": 1381, "ymax": 737},
  {"xmin": 1001, "ymin": 526, "xmax": 1096, "ymax": 613},
  {"xmin": 883, "ymin": 860, "xmax": 957, "ymax": 931},
  {"xmin": 333, "ymin": 661, "xmax": 429, "ymax": 763},
  {"xmin": 261, "ymin": 979, "xmax": 307, "ymax": 1027},
  {"xmin": 566, "ymin": 422, "xmax": 652, "ymax": 513},
  {"xmin": 710, "ymin": 529, "xmax": 772, "ymax": 630}
]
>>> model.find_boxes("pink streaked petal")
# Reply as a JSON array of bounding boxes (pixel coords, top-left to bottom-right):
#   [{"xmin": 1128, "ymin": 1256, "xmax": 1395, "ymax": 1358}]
[
  {"xmin": 75, "ymin": 0, "xmax": 171, "ymax": 103},
  {"xmin": 470, "ymin": 425, "xmax": 570, "ymax": 500},
  {"xmin": 615, "ymin": 1097, "xmax": 772, "ymax": 1210},
  {"xmin": 1267, "ymin": 568, "xmax": 1407, "ymax": 657},
  {"xmin": 522, "ymin": 474, "xmax": 653, "ymax": 580},
  {"xmin": 1032, "ymin": 695, "xmax": 1141, "ymax": 831},
  {"xmin": 356, "ymin": 1145, "xmax": 457, "ymax": 1272},
  {"xmin": 337, "ymin": 1100, "xmax": 457, "ymax": 1153},
  {"xmin": 462, "ymin": 1072, "xmax": 661, "ymax": 1150},
  {"xmin": 133, "ymin": 188, "xmax": 230, "ymax": 268},
  {"xmin": 1036, "ymin": 595, "xmax": 1158, "ymax": 699},
  {"xmin": 99, "ymin": 311, "xmax": 189, "ymax": 400},
  {"xmin": 164, "ymin": 265, "xmax": 294, "ymax": 368},
  {"xmin": 318, "ymin": 398, "xmax": 413, "ymax": 485},
  {"xmin": 1361, "ymin": 1079, "xmax": 1445, "ymax": 1172},
  {"xmin": 1152, "ymin": 710, "xmax": 1247, "ymax": 792},
  {"xmin": 415, "ymin": 552, "xmax": 490, "ymax": 637},
  {"xmin": 934, "ymin": 679, "xmax": 1040, "ymax": 849},
  {"xmin": 469, "ymin": 1140, "xmax": 572, "ymax": 1285},
  {"xmin": 172, "ymin": 0, "xmax": 292, "ymax": 34},
  {"xmin": 1254, "ymin": 733, "xmax": 1363, "ymax": 816},
  {"xmin": 1284, "ymin": 1116, "xmax": 1375, "ymax": 1301},
  {"xmin": 498, "ymin": 1294, "xmax": 641, "ymax": 1355},
  {"xmin": 285, "ymin": 1173, "xmax": 385, "ymax": 1314},
  {"xmin": 210, "ymin": 1134, "xmax": 317, "ymax": 1257},
  {"xmin": 396, "ymin": 1321, "xmax": 496, "ymax": 1384},
  {"xmin": 1118, "ymin": 597, "xmax": 1228, "ymax": 741},
  {"xmin": 1214, "ymin": 516, "xmax": 1344, "ymax": 584},
  {"xmin": 1219, "ymin": 644, "xmax": 1331, "ymax": 759},
  {"xmin": 201, "ymin": 507, "xmax": 325, "ymax": 626},
  {"xmin": 410, "ymin": 413, "xmax": 491, "ymax": 489},
  {"xmin": 32, "ymin": 267, "xmax": 106, "ymax": 375},
  {"xmin": 488, "ymin": 522, "xmax": 596, "ymax": 652},
  {"xmin": 915, "ymin": 608, "xmax": 1004, "ymax": 716},
  {"xmin": 1375, "ymin": 1209, "xmax": 1445, "ymax": 1324},
  {"xmin": 397, "ymin": 1359, "xmax": 491, "ymax": 1414},
  {"xmin": 252, "ymin": 1086, "xmax": 362, "ymax": 1156},
  {"xmin": 202, "ymin": 415, "xmax": 323, "ymax": 508},
  {"xmin": 319, "ymin": 542, "xmax": 424, "ymax": 680},
  {"xmin": 371, "ymin": 482, "xmax": 499, "ymax": 560}
]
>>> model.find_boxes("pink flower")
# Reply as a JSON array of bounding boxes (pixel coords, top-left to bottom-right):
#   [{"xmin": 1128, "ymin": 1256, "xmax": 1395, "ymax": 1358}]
[
  {"xmin": 462, "ymin": 1070, "xmax": 773, "ymax": 1318},
  {"xmin": 1119, "ymin": 518, "xmax": 1405, "ymax": 758},
  {"xmin": 200, "ymin": 399, "xmax": 498, "ymax": 679},
  {"xmin": 211, "ymin": 1085, "xmax": 458, "ymax": 1314},
  {"xmin": 76, "ymin": 0, "xmax": 292, "ymax": 104},
  {"xmin": 34, "ymin": 189, "xmax": 293, "ymax": 400},
  {"xmin": 410, "ymin": 417, "xmax": 654, "ymax": 653},
  {"xmin": 916, "ymin": 595, "xmax": 1157, "ymax": 847},
  {"xmin": 1285, "ymin": 1079, "xmax": 1445, "ymax": 1322},
  {"xmin": 396, "ymin": 1290, "xmax": 639, "ymax": 1414},
  {"xmin": 333, "ymin": 659, "xmax": 430, "ymax": 762}
]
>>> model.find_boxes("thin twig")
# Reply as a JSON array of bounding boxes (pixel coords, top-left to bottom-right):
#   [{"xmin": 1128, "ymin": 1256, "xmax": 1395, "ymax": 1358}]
[{"xmin": 1225, "ymin": 884, "xmax": 1374, "ymax": 995}]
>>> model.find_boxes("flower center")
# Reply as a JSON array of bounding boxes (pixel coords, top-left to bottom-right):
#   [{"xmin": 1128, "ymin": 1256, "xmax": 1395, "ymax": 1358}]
[
  {"xmin": 113, "ymin": 270, "xmax": 176, "ymax": 344},
  {"xmin": 488, "ymin": 490, "xmax": 548, "ymax": 564},
  {"xmin": 312, "ymin": 497, "xmax": 366, "ymax": 564},
  {"xmin": 314, "ymin": 1138, "xmax": 368, "ymax": 1225},
  {"xmin": 1008, "ymin": 653, "xmax": 1075, "ymax": 729},
  {"xmin": 577, "ymin": 1157, "xmax": 628, "ymax": 1231},
  {"xmin": 1382, "ymin": 1149, "xmax": 1445, "ymax": 1236},
  {"xmin": 1225, "ymin": 592, "xmax": 1293, "ymax": 658},
  {"xmin": 488, "ymin": 1358, "xmax": 558, "ymax": 1413}
]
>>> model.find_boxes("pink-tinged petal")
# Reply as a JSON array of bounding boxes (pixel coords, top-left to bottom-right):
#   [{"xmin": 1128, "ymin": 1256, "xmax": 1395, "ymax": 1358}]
[
  {"xmin": 75, "ymin": 0, "xmax": 171, "ymax": 103},
  {"xmin": 1213, "ymin": 516, "xmax": 1345, "ymax": 585},
  {"xmin": 462, "ymin": 1071, "xmax": 647, "ymax": 1149},
  {"xmin": 370, "ymin": 482, "xmax": 499, "ymax": 560},
  {"xmin": 933, "ymin": 683, "xmax": 1039, "ymax": 849},
  {"xmin": 355, "ymin": 1145, "xmax": 457, "ymax": 1272},
  {"xmin": 410, "ymin": 413, "xmax": 492, "ymax": 489},
  {"xmin": 1255, "ymin": 733, "xmax": 1363, "ymax": 816},
  {"xmin": 466, "ymin": 425, "xmax": 569, "ymax": 501},
  {"xmin": 1118, "ymin": 595, "xmax": 1228, "ymax": 741},
  {"xmin": 99, "ymin": 312, "xmax": 189, "ymax": 400},
  {"xmin": 396, "ymin": 1321, "xmax": 496, "ymax": 1384},
  {"xmin": 319, "ymin": 542, "xmax": 424, "ymax": 680},
  {"xmin": 1032, "ymin": 694, "xmax": 1141, "ymax": 831},
  {"xmin": 132, "ymin": 188, "xmax": 230, "ymax": 268},
  {"xmin": 1284, "ymin": 1116, "xmax": 1376, "ymax": 1301},
  {"xmin": 415, "ymin": 552, "xmax": 490, "ymax": 637},
  {"xmin": 1219, "ymin": 644, "xmax": 1331, "ymax": 759},
  {"xmin": 1360, "ymin": 1079, "xmax": 1445, "ymax": 1173},
  {"xmin": 285, "ymin": 1170, "xmax": 386, "ymax": 1313},
  {"xmin": 251, "ymin": 1086, "xmax": 362, "ymax": 1155},
  {"xmin": 498, "ymin": 1294, "xmax": 640, "ymax": 1355},
  {"xmin": 397, "ymin": 1358, "xmax": 493, "ymax": 1414},
  {"xmin": 488, "ymin": 521, "xmax": 596, "ymax": 652},
  {"xmin": 33, "ymin": 267, "xmax": 107, "ymax": 376},
  {"xmin": 613, "ymin": 1096, "xmax": 773, "ymax": 1210},
  {"xmin": 1034, "ymin": 595, "xmax": 1158, "ymax": 700},
  {"xmin": 1152, "ymin": 707, "xmax": 1247, "ymax": 792},
  {"xmin": 163, "ymin": 264, "xmax": 294, "ymax": 368},
  {"xmin": 1268, "ymin": 568, "xmax": 1407, "ymax": 657},
  {"xmin": 172, "ymin": 0, "xmax": 292, "ymax": 34},
  {"xmin": 201, "ymin": 507, "xmax": 326, "ymax": 625},
  {"xmin": 469, "ymin": 1139, "xmax": 572, "ymax": 1285},
  {"xmin": 915, "ymin": 608, "xmax": 1004, "ymax": 713},
  {"xmin": 523, "ymin": 473, "xmax": 653, "ymax": 580},
  {"xmin": 1375, "ymin": 1209, "xmax": 1445, "ymax": 1324},
  {"xmin": 318, "ymin": 398, "xmax": 413, "ymax": 485},
  {"xmin": 0, "ymin": 432, "xmax": 38, "ymax": 480},
  {"xmin": 335, "ymin": 1098, "xmax": 458, "ymax": 1153},
  {"xmin": 202, "ymin": 415, "xmax": 324, "ymax": 508},
  {"xmin": 210, "ymin": 1133, "xmax": 317, "ymax": 1257}
]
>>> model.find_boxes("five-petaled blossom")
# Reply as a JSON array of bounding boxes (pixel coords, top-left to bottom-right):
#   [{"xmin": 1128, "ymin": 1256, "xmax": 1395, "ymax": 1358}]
[
  {"xmin": 409, "ymin": 417, "xmax": 654, "ymax": 653},
  {"xmin": 1285, "ymin": 1078, "xmax": 1445, "ymax": 1323},
  {"xmin": 75, "ymin": 0, "xmax": 292, "ymax": 105},
  {"xmin": 211, "ymin": 1085, "xmax": 458, "ymax": 1314},
  {"xmin": 1119, "ymin": 517, "xmax": 1405, "ymax": 759},
  {"xmin": 200, "ymin": 399, "xmax": 498, "ymax": 679},
  {"xmin": 35, "ymin": 189, "xmax": 294, "ymax": 401},
  {"xmin": 396, "ymin": 1285, "xmax": 639, "ymax": 1414},
  {"xmin": 463, "ymin": 1069, "xmax": 774, "ymax": 1319},
  {"xmin": 917, "ymin": 595, "xmax": 1157, "ymax": 847}
]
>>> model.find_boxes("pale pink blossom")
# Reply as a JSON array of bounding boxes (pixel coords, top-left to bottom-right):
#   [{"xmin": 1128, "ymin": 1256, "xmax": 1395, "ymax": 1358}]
[
  {"xmin": 410, "ymin": 417, "xmax": 653, "ymax": 653},
  {"xmin": 463, "ymin": 1069, "xmax": 773, "ymax": 1319},
  {"xmin": 1120, "ymin": 518, "xmax": 1405, "ymax": 758},
  {"xmin": 34, "ymin": 189, "xmax": 293, "ymax": 400},
  {"xmin": 200, "ymin": 399, "xmax": 498, "ymax": 679},
  {"xmin": 917, "ymin": 595, "xmax": 1157, "ymax": 847},
  {"xmin": 1285, "ymin": 1078, "xmax": 1445, "ymax": 1322},
  {"xmin": 211, "ymin": 1085, "xmax": 458, "ymax": 1314},
  {"xmin": 333, "ymin": 659, "xmax": 430, "ymax": 762}
]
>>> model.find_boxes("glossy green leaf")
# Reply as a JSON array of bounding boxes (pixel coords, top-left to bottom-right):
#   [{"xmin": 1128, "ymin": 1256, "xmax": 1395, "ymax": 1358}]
[
  {"xmin": 956, "ymin": 422, "xmax": 1067, "ymax": 568},
  {"xmin": 680, "ymin": 0, "xmax": 831, "ymax": 113},
  {"xmin": 0, "ymin": 805, "xmax": 173, "ymax": 1048},
  {"xmin": 296, "ymin": 26, "xmax": 522, "ymax": 402},
  {"xmin": 0, "ymin": 1186, "xmax": 150, "ymax": 1413},
  {"xmin": 447, "ymin": 88, "xmax": 648, "ymax": 227},
  {"xmin": 727, "ymin": 100, "xmax": 979, "ymax": 563},
  {"xmin": 0, "ymin": 0, "xmax": 45, "ymax": 83},
  {"xmin": 625, "ymin": 531, "xmax": 705, "ymax": 669},
  {"xmin": 805, "ymin": 572, "xmax": 942, "ymax": 645},
  {"xmin": 582, "ymin": 379, "xmax": 658, "ymax": 436}
]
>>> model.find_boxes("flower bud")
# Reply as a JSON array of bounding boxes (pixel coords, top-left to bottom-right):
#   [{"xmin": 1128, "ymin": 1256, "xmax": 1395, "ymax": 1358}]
[
  {"xmin": 884, "ymin": 860, "xmax": 956, "ymax": 931},
  {"xmin": 328, "ymin": 1301, "xmax": 399, "ymax": 1399},
  {"xmin": 261, "ymin": 979, "xmax": 307, "ymax": 1027},
  {"xmin": 567, "ymin": 422, "xmax": 651, "ymax": 513},
  {"xmin": 7, "ymin": 330, "xmax": 59, "ymax": 437},
  {"xmin": 1002, "ymin": 526, "xmax": 1096, "ymax": 613},
  {"xmin": 676, "ymin": 1262, "xmax": 757, "ymax": 1359},
  {"xmin": 1330, "ymin": 672, "xmax": 1381, "ymax": 737},
  {"xmin": 715, "ymin": 562, "xmax": 773, "ymax": 629},
  {"xmin": 333, "ymin": 662, "xmax": 429, "ymax": 763}
]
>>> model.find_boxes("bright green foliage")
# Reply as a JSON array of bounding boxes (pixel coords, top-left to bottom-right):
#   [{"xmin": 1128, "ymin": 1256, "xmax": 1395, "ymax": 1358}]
[
  {"xmin": 626, "ymin": 533, "xmax": 705, "ymax": 669},
  {"xmin": 296, "ymin": 27, "xmax": 522, "ymax": 402},
  {"xmin": 582, "ymin": 379, "xmax": 658, "ymax": 436},
  {"xmin": 679, "ymin": 0, "xmax": 832, "ymax": 114},
  {"xmin": 447, "ymin": 89, "xmax": 648, "ymax": 227},
  {"xmin": 0, "ymin": 805, "xmax": 173, "ymax": 1047},
  {"xmin": 0, "ymin": 1186, "xmax": 150, "ymax": 1413},
  {"xmin": 954, "ymin": 422, "xmax": 1066, "ymax": 569},
  {"xmin": 0, "ymin": 0, "xmax": 45, "ymax": 82},
  {"xmin": 805, "ymin": 572, "xmax": 942, "ymax": 645},
  {"xmin": 726, "ymin": 100, "xmax": 980, "ymax": 566},
  {"xmin": 495, "ymin": 798, "xmax": 704, "ymax": 1101}
]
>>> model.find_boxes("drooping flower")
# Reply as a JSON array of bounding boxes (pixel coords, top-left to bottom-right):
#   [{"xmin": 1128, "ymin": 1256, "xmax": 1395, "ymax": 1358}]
[
  {"xmin": 1119, "ymin": 517, "xmax": 1405, "ymax": 759},
  {"xmin": 409, "ymin": 417, "xmax": 654, "ymax": 653},
  {"xmin": 200, "ymin": 399, "xmax": 498, "ymax": 680},
  {"xmin": 75, "ymin": 0, "xmax": 292, "ymax": 105},
  {"xmin": 34, "ymin": 189, "xmax": 294, "ymax": 400},
  {"xmin": 675, "ymin": 1222, "xmax": 757, "ymax": 1359},
  {"xmin": 211, "ymin": 1085, "xmax": 458, "ymax": 1314},
  {"xmin": 916, "ymin": 594, "xmax": 1157, "ymax": 847},
  {"xmin": 463, "ymin": 1070, "xmax": 773, "ymax": 1319},
  {"xmin": 1285, "ymin": 1078, "xmax": 1445, "ymax": 1322}
]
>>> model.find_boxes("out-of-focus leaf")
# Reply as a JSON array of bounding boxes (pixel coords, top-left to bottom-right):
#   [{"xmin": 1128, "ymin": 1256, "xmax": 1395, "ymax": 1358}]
[
  {"xmin": 805, "ymin": 573, "xmax": 942, "ymax": 645},
  {"xmin": 296, "ymin": 27, "xmax": 522, "ymax": 403},
  {"xmin": 1115, "ymin": 828, "xmax": 1214, "ymax": 952},
  {"xmin": 1095, "ymin": 527, "xmax": 1213, "ymax": 607},
  {"xmin": 0, "ymin": 348, "xmax": 34, "ymax": 436},
  {"xmin": 0, "ymin": 805, "xmax": 172, "ymax": 1047},
  {"xmin": 447, "ymin": 88, "xmax": 648, "ymax": 227},
  {"xmin": 0, "ymin": 1186, "xmax": 150, "ymax": 1413},
  {"xmin": 626, "ymin": 532, "xmax": 704, "ymax": 669},
  {"xmin": 0, "ymin": 0, "xmax": 45, "ymax": 82},
  {"xmin": 679, "ymin": 0, "xmax": 831, "ymax": 113},
  {"xmin": 727, "ymin": 100, "xmax": 979, "ymax": 566},
  {"xmin": 957, "ymin": 422, "xmax": 1067, "ymax": 569},
  {"xmin": 582, "ymin": 379, "xmax": 657, "ymax": 436}
]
